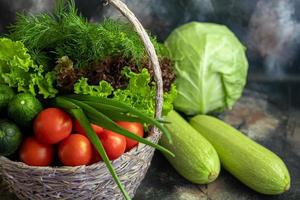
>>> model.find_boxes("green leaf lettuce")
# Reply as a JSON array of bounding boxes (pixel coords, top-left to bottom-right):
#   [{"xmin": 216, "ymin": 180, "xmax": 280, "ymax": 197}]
[
  {"xmin": 74, "ymin": 67, "xmax": 177, "ymax": 116},
  {"xmin": 74, "ymin": 78, "xmax": 114, "ymax": 98},
  {"xmin": 0, "ymin": 38, "xmax": 58, "ymax": 98}
]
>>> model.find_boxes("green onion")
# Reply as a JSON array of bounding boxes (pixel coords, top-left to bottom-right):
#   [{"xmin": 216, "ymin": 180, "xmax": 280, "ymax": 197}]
[
  {"xmin": 65, "ymin": 94, "xmax": 173, "ymax": 143},
  {"xmin": 52, "ymin": 95, "xmax": 174, "ymax": 200},
  {"xmin": 51, "ymin": 97, "xmax": 131, "ymax": 200},
  {"xmin": 83, "ymin": 101, "xmax": 170, "ymax": 124},
  {"xmin": 62, "ymin": 97, "xmax": 174, "ymax": 157},
  {"xmin": 82, "ymin": 101, "xmax": 141, "ymax": 122}
]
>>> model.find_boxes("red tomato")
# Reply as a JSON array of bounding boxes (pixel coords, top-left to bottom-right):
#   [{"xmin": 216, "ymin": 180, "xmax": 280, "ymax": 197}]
[
  {"xmin": 117, "ymin": 121, "xmax": 144, "ymax": 151},
  {"xmin": 58, "ymin": 134, "xmax": 92, "ymax": 166},
  {"xmin": 19, "ymin": 137, "xmax": 54, "ymax": 166},
  {"xmin": 90, "ymin": 148, "xmax": 102, "ymax": 164},
  {"xmin": 73, "ymin": 120, "xmax": 103, "ymax": 137},
  {"xmin": 34, "ymin": 108, "xmax": 72, "ymax": 144},
  {"xmin": 97, "ymin": 130, "xmax": 126, "ymax": 160}
]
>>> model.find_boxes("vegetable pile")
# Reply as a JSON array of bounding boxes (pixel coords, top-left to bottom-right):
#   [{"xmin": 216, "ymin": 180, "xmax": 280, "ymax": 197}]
[
  {"xmin": 161, "ymin": 111, "xmax": 291, "ymax": 195},
  {"xmin": 2, "ymin": 0, "xmax": 177, "ymax": 116},
  {"xmin": 159, "ymin": 22, "xmax": 290, "ymax": 197},
  {"xmin": 19, "ymin": 107, "xmax": 146, "ymax": 166},
  {"xmin": 0, "ymin": 0, "xmax": 292, "ymax": 199},
  {"xmin": 0, "ymin": 1, "xmax": 176, "ymax": 199}
]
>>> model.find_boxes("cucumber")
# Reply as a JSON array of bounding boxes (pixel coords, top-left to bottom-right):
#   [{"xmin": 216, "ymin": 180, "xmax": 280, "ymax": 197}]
[
  {"xmin": 8, "ymin": 93, "xmax": 43, "ymax": 127},
  {"xmin": 160, "ymin": 110, "xmax": 220, "ymax": 184},
  {"xmin": 0, "ymin": 84, "xmax": 15, "ymax": 112},
  {"xmin": 190, "ymin": 115, "xmax": 290, "ymax": 195},
  {"xmin": 0, "ymin": 120, "xmax": 23, "ymax": 156}
]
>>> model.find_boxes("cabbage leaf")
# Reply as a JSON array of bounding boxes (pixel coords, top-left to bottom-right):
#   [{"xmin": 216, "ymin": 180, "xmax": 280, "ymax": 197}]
[{"xmin": 165, "ymin": 22, "xmax": 248, "ymax": 115}]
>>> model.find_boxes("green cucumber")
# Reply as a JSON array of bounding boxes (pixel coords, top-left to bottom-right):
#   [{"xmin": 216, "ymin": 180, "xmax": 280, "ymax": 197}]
[
  {"xmin": 160, "ymin": 110, "xmax": 220, "ymax": 184},
  {"xmin": 0, "ymin": 84, "xmax": 15, "ymax": 112},
  {"xmin": 190, "ymin": 115, "xmax": 290, "ymax": 195},
  {"xmin": 0, "ymin": 120, "xmax": 23, "ymax": 156},
  {"xmin": 8, "ymin": 93, "xmax": 43, "ymax": 127}
]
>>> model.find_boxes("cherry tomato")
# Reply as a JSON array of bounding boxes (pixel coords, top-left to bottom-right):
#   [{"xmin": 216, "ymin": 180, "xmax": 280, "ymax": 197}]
[
  {"xmin": 58, "ymin": 134, "xmax": 92, "ymax": 166},
  {"xmin": 97, "ymin": 130, "xmax": 126, "ymax": 160},
  {"xmin": 117, "ymin": 121, "xmax": 144, "ymax": 151},
  {"xmin": 34, "ymin": 108, "xmax": 72, "ymax": 144},
  {"xmin": 19, "ymin": 137, "xmax": 54, "ymax": 166},
  {"xmin": 73, "ymin": 120, "xmax": 103, "ymax": 137}
]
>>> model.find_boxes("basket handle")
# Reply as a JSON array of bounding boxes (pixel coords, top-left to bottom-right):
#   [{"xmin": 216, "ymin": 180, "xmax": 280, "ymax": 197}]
[{"xmin": 106, "ymin": 0, "xmax": 164, "ymax": 120}]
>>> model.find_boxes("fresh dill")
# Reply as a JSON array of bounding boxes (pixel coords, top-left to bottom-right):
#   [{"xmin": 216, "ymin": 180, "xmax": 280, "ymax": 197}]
[{"xmin": 9, "ymin": 0, "xmax": 166, "ymax": 68}]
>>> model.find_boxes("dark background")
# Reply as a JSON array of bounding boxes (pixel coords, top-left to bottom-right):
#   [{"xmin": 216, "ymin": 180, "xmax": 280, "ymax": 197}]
[{"xmin": 0, "ymin": 0, "xmax": 299, "ymax": 108}]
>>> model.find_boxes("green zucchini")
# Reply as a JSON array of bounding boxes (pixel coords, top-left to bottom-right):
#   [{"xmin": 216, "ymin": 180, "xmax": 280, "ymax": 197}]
[
  {"xmin": 190, "ymin": 115, "xmax": 291, "ymax": 195},
  {"xmin": 160, "ymin": 110, "xmax": 220, "ymax": 184}
]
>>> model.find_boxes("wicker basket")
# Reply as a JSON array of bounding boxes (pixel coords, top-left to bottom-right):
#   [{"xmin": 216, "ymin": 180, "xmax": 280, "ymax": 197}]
[{"xmin": 0, "ymin": 0, "xmax": 165, "ymax": 199}]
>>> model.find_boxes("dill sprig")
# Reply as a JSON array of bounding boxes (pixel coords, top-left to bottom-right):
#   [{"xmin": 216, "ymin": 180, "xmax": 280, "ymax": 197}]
[{"xmin": 9, "ymin": 0, "xmax": 166, "ymax": 68}]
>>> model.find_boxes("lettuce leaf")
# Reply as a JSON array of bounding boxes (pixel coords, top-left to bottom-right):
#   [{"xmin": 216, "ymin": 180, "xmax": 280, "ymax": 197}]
[
  {"xmin": 162, "ymin": 84, "xmax": 177, "ymax": 115},
  {"xmin": 74, "ymin": 67, "xmax": 177, "ymax": 116},
  {"xmin": 113, "ymin": 68, "xmax": 156, "ymax": 116},
  {"xmin": 74, "ymin": 78, "xmax": 114, "ymax": 98},
  {"xmin": 0, "ymin": 38, "xmax": 58, "ymax": 98}
]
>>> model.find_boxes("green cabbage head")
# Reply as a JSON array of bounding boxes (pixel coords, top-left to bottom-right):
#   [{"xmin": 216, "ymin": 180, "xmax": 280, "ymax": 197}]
[{"xmin": 165, "ymin": 22, "xmax": 248, "ymax": 115}]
